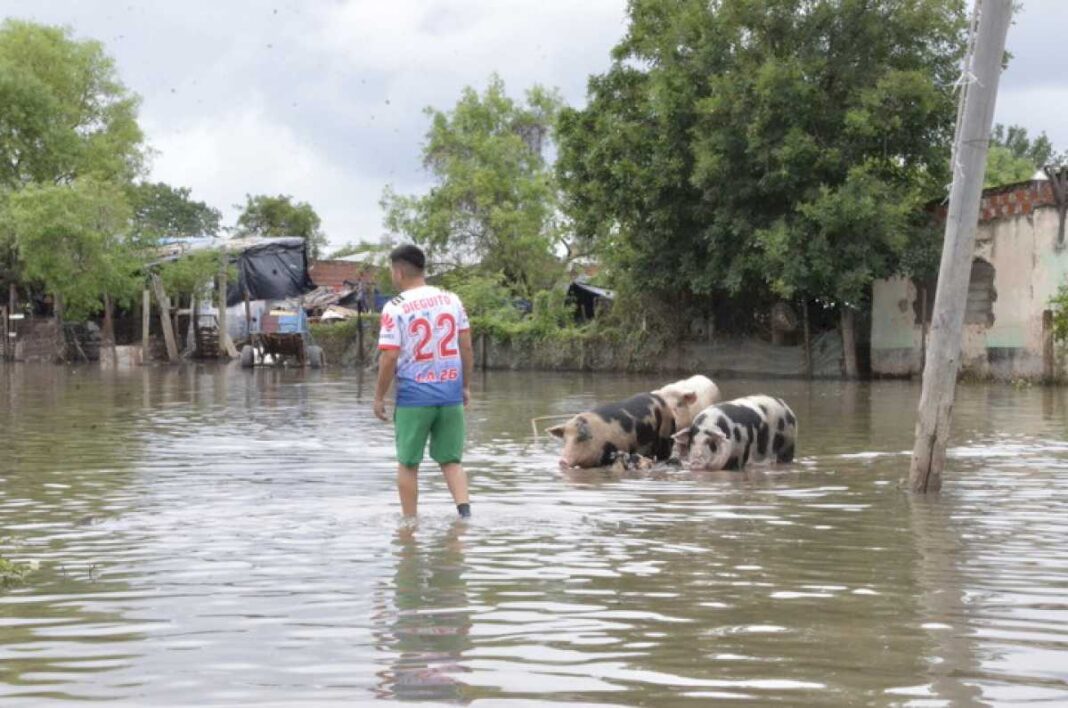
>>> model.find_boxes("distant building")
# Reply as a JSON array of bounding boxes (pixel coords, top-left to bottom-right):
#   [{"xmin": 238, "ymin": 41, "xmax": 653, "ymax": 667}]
[
  {"xmin": 871, "ymin": 168, "xmax": 1068, "ymax": 380},
  {"xmin": 308, "ymin": 259, "xmax": 376, "ymax": 293}
]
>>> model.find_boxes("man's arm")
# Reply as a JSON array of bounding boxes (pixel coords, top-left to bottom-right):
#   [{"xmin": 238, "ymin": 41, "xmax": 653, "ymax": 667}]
[
  {"xmin": 459, "ymin": 330, "xmax": 474, "ymax": 406},
  {"xmin": 374, "ymin": 349, "xmax": 400, "ymax": 421}
]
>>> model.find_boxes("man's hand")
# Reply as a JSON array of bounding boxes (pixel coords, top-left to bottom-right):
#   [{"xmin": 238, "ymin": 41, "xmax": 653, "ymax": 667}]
[
  {"xmin": 374, "ymin": 398, "xmax": 389, "ymax": 422},
  {"xmin": 463, "ymin": 386, "xmax": 471, "ymax": 407}
]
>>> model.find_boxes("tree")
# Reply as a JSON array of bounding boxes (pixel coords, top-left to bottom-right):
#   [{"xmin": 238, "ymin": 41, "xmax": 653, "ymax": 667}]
[
  {"xmin": 383, "ymin": 75, "xmax": 567, "ymax": 296},
  {"xmin": 0, "ymin": 20, "xmax": 145, "ymax": 307},
  {"xmin": 8, "ymin": 178, "xmax": 137, "ymax": 321},
  {"xmin": 985, "ymin": 124, "xmax": 1059, "ymax": 188},
  {"xmin": 129, "ymin": 182, "xmax": 221, "ymax": 241},
  {"xmin": 0, "ymin": 20, "xmax": 144, "ymax": 189},
  {"xmin": 558, "ymin": 0, "xmax": 965, "ymax": 371},
  {"xmin": 235, "ymin": 194, "xmax": 327, "ymax": 259}
]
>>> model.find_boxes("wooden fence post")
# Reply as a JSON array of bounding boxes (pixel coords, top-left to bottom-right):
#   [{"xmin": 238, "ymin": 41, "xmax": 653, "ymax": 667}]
[
  {"xmin": 142, "ymin": 288, "xmax": 151, "ymax": 362},
  {"xmin": 150, "ymin": 273, "xmax": 179, "ymax": 362}
]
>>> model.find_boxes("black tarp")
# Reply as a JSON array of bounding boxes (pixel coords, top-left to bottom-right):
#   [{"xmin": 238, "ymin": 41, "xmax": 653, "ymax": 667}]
[
  {"xmin": 226, "ymin": 238, "xmax": 315, "ymax": 306},
  {"xmin": 567, "ymin": 281, "xmax": 614, "ymax": 321}
]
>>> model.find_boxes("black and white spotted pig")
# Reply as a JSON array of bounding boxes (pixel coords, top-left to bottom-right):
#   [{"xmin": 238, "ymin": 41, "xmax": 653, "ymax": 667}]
[
  {"xmin": 672, "ymin": 395, "xmax": 797, "ymax": 471},
  {"xmin": 548, "ymin": 393, "xmax": 676, "ymax": 469}
]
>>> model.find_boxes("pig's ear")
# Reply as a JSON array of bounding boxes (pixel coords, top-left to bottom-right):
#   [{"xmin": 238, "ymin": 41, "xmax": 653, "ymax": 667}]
[
  {"xmin": 681, "ymin": 391, "xmax": 698, "ymax": 405},
  {"xmin": 672, "ymin": 427, "xmax": 692, "ymax": 443},
  {"xmin": 547, "ymin": 425, "xmax": 565, "ymax": 438},
  {"xmin": 708, "ymin": 427, "xmax": 728, "ymax": 441}
]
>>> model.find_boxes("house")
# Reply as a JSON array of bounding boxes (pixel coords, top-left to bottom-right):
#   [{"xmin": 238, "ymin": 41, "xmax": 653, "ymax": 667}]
[
  {"xmin": 871, "ymin": 168, "xmax": 1068, "ymax": 380},
  {"xmin": 308, "ymin": 259, "xmax": 376, "ymax": 293}
]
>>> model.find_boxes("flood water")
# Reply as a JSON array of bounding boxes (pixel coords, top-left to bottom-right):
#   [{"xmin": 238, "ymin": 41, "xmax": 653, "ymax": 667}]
[{"xmin": 1, "ymin": 364, "xmax": 1067, "ymax": 706}]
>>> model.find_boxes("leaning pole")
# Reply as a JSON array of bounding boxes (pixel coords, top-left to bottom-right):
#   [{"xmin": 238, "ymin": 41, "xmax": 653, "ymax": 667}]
[{"xmin": 910, "ymin": 0, "xmax": 1014, "ymax": 493}]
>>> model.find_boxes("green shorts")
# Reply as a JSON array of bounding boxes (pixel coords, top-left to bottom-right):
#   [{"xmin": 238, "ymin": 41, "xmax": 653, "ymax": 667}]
[{"xmin": 394, "ymin": 404, "xmax": 466, "ymax": 468}]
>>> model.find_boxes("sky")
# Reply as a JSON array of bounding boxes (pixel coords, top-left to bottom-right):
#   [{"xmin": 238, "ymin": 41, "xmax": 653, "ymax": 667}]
[{"xmin": 0, "ymin": 0, "xmax": 1065, "ymax": 253}]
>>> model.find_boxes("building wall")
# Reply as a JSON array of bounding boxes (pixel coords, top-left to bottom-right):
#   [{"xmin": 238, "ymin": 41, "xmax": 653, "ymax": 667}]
[{"xmin": 871, "ymin": 201, "xmax": 1068, "ymax": 381}]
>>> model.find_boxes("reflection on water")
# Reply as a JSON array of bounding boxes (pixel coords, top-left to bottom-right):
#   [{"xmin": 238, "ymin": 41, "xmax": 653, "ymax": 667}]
[
  {"xmin": 374, "ymin": 524, "xmax": 472, "ymax": 701},
  {"xmin": 1, "ymin": 363, "xmax": 1067, "ymax": 705}
]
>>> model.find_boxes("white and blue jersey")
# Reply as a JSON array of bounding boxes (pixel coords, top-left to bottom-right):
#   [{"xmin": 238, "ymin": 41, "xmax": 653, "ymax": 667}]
[{"xmin": 378, "ymin": 285, "xmax": 470, "ymax": 407}]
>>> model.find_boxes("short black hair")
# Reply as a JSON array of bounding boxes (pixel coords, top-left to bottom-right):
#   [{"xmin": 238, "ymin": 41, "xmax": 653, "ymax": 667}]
[{"xmin": 389, "ymin": 244, "xmax": 426, "ymax": 272}]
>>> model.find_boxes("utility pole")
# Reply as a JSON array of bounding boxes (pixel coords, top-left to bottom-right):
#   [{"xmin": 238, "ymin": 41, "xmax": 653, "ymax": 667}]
[{"xmin": 910, "ymin": 0, "xmax": 1013, "ymax": 493}]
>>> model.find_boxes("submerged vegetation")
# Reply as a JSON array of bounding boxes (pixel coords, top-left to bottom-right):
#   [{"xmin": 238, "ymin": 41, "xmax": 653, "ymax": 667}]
[{"xmin": 0, "ymin": 556, "xmax": 29, "ymax": 588}]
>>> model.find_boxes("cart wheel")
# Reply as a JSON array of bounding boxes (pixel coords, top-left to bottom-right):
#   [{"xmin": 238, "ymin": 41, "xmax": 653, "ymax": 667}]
[
  {"xmin": 240, "ymin": 345, "xmax": 255, "ymax": 369},
  {"xmin": 307, "ymin": 345, "xmax": 324, "ymax": 369}
]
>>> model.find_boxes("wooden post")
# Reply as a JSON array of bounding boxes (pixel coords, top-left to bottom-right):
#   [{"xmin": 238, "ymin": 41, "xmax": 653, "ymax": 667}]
[
  {"xmin": 217, "ymin": 256, "xmax": 238, "ymax": 359},
  {"xmin": 7, "ymin": 283, "xmax": 15, "ymax": 316},
  {"xmin": 243, "ymin": 288, "xmax": 252, "ymax": 346},
  {"xmin": 910, "ymin": 0, "xmax": 1013, "ymax": 494},
  {"xmin": 150, "ymin": 273, "xmax": 179, "ymax": 362},
  {"xmin": 802, "ymin": 299, "xmax": 812, "ymax": 379},
  {"xmin": 1043, "ymin": 309, "xmax": 1055, "ymax": 382},
  {"xmin": 357, "ymin": 314, "xmax": 365, "ymax": 364},
  {"xmin": 841, "ymin": 307, "xmax": 858, "ymax": 379},
  {"xmin": 186, "ymin": 294, "xmax": 198, "ymax": 355},
  {"xmin": 53, "ymin": 291, "xmax": 66, "ymax": 362},
  {"xmin": 141, "ymin": 288, "xmax": 151, "ymax": 361},
  {"xmin": 1, "ymin": 305, "xmax": 7, "ymax": 361}
]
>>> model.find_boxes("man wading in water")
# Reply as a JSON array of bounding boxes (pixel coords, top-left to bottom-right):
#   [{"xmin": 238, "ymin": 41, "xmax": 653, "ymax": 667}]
[{"xmin": 374, "ymin": 245, "xmax": 474, "ymax": 519}]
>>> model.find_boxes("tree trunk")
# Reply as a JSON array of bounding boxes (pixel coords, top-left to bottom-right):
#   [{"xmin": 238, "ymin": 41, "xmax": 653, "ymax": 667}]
[
  {"xmin": 217, "ymin": 258, "xmax": 238, "ymax": 359},
  {"xmin": 8, "ymin": 283, "xmax": 15, "ymax": 315},
  {"xmin": 102, "ymin": 291, "xmax": 117, "ymax": 367},
  {"xmin": 802, "ymin": 299, "xmax": 812, "ymax": 379},
  {"xmin": 841, "ymin": 306, "xmax": 858, "ymax": 380}
]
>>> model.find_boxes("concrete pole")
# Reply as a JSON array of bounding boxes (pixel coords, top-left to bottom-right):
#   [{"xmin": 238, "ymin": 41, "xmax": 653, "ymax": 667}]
[{"xmin": 910, "ymin": 0, "xmax": 1013, "ymax": 493}]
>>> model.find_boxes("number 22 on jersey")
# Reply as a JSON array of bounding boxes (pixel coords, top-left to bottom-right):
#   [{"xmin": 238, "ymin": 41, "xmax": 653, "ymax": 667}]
[{"xmin": 409, "ymin": 313, "xmax": 459, "ymax": 362}]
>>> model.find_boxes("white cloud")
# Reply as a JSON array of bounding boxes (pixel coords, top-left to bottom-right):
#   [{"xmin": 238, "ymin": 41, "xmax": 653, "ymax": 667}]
[{"xmin": 143, "ymin": 105, "xmax": 390, "ymax": 249}]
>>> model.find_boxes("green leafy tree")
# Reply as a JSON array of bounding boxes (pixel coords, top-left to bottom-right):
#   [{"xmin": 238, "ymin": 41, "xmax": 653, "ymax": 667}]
[
  {"xmin": 985, "ymin": 124, "xmax": 1060, "ymax": 188},
  {"xmin": 558, "ymin": 0, "xmax": 966, "ymax": 360},
  {"xmin": 158, "ymin": 250, "xmax": 228, "ymax": 302},
  {"xmin": 129, "ymin": 182, "xmax": 221, "ymax": 241},
  {"xmin": 235, "ymin": 194, "xmax": 327, "ymax": 259},
  {"xmin": 0, "ymin": 19, "xmax": 144, "ymax": 302},
  {"xmin": 8, "ymin": 178, "xmax": 137, "ymax": 320},
  {"xmin": 383, "ymin": 75, "xmax": 567, "ymax": 296}
]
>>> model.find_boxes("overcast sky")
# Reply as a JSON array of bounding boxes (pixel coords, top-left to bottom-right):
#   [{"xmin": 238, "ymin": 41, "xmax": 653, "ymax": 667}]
[{"xmin": 1, "ymin": 1, "xmax": 1064, "ymax": 252}]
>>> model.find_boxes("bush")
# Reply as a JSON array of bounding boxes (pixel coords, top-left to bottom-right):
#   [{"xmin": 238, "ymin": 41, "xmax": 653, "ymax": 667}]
[{"xmin": 1051, "ymin": 284, "xmax": 1068, "ymax": 344}]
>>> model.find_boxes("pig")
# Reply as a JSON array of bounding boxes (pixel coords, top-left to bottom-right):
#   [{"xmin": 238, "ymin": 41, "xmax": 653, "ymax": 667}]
[
  {"xmin": 653, "ymin": 375, "xmax": 721, "ymax": 430},
  {"xmin": 672, "ymin": 395, "xmax": 797, "ymax": 471},
  {"xmin": 548, "ymin": 393, "xmax": 676, "ymax": 469}
]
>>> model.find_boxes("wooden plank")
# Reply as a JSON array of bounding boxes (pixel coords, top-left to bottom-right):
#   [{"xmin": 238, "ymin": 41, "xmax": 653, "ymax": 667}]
[{"xmin": 150, "ymin": 273, "xmax": 179, "ymax": 362}]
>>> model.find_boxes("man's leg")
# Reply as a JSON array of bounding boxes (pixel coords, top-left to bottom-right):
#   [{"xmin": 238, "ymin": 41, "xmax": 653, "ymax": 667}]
[
  {"xmin": 394, "ymin": 406, "xmax": 434, "ymax": 518},
  {"xmin": 440, "ymin": 462, "xmax": 469, "ymax": 506},
  {"xmin": 397, "ymin": 464, "xmax": 419, "ymax": 517},
  {"xmin": 429, "ymin": 404, "xmax": 469, "ymax": 516}
]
